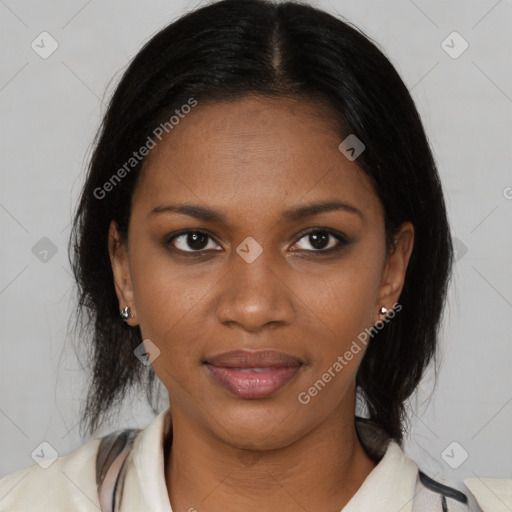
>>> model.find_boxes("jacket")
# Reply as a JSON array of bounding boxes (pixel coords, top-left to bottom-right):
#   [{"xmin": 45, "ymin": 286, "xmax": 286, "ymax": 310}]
[{"xmin": 0, "ymin": 407, "xmax": 470, "ymax": 511}]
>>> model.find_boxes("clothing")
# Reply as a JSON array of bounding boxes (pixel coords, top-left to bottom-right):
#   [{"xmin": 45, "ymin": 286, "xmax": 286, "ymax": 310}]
[{"xmin": 0, "ymin": 407, "xmax": 469, "ymax": 511}]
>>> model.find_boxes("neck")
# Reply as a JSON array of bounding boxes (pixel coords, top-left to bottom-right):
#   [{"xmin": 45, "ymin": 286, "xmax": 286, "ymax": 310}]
[{"xmin": 164, "ymin": 402, "xmax": 377, "ymax": 512}]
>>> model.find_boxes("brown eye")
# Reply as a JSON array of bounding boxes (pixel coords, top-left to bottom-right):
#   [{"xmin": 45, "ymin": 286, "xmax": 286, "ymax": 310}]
[
  {"xmin": 290, "ymin": 229, "xmax": 349, "ymax": 253},
  {"xmin": 168, "ymin": 231, "xmax": 222, "ymax": 252}
]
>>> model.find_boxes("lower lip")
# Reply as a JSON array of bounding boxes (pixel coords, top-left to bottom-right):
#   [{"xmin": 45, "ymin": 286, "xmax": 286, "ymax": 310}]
[{"xmin": 205, "ymin": 364, "xmax": 301, "ymax": 399}]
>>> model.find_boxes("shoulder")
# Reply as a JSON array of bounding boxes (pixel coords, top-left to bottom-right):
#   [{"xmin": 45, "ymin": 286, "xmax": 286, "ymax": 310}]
[
  {"xmin": 0, "ymin": 429, "xmax": 138, "ymax": 512},
  {"xmin": 354, "ymin": 418, "xmax": 471, "ymax": 512}
]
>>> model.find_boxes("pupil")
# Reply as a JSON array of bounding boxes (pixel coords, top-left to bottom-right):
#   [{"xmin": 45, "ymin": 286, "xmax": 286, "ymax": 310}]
[
  {"xmin": 188, "ymin": 232, "xmax": 208, "ymax": 250},
  {"xmin": 310, "ymin": 232, "xmax": 328, "ymax": 249}
]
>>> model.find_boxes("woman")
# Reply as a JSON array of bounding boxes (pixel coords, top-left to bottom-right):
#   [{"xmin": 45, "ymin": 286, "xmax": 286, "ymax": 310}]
[{"xmin": 0, "ymin": 0, "xmax": 471, "ymax": 510}]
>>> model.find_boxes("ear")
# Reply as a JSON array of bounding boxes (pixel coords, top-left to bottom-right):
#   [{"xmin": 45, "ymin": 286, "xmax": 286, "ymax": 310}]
[
  {"xmin": 108, "ymin": 220, "xmax": 138, "ymax": 326},
  {"xmin": 374, "ymin": 221, "xmax": 414, "ymax": 323}
]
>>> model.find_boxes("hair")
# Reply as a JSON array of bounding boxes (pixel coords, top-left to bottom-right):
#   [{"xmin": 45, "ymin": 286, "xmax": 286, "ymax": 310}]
[{"xmin": 69, "ymin": 0, "xmax": 453, "ymax": 443}]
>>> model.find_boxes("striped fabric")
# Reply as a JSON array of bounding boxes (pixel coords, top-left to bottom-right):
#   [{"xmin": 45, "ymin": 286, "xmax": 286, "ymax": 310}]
[{"xmin": 94, "ymin": 414, "xmax": 470, "ymax": 512}]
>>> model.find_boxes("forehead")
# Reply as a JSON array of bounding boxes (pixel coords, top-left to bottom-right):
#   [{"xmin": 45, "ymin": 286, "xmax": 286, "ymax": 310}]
[{"xmin": 132, "ymin": 95, "xmax": 382, "ymax": 222}]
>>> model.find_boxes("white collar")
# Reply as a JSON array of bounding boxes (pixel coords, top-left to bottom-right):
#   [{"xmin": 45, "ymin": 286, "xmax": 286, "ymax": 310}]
[{"xmin": 117, "ymin": 407, "xmax": 418, "ymax": 512}]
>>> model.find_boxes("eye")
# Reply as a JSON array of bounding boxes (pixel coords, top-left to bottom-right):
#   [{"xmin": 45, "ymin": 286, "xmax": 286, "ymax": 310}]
[
  {"xmin": 167, "ymin": 230, "xmax": 222, "ymax": 253},
  {"xmin": 290, "ymin": 229, "xmax": 349, "ymax": 253},
  {"xmin": 165, "ymin": 228, "xmax": 349, "ymax": 256}
]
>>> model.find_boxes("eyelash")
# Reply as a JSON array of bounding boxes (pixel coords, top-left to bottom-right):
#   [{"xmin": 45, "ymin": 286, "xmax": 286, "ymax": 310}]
[{"xmin": 164, "ymin": 228, "xmax": 350, "ymax": 257}]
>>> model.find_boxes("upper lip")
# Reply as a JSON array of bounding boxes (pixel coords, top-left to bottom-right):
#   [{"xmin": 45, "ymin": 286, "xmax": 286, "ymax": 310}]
[{"xmin": 205, "ymin": 350, "xmax": 303, "ymax": 368}]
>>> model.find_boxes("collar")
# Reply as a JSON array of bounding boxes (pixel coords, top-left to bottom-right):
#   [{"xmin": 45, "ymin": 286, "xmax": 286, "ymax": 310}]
[{"xmin": 117, "ymin": 408, "xmax": 418, "ymax": 512}]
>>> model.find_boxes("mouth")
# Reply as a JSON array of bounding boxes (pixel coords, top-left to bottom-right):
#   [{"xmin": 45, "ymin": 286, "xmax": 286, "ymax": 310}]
[{"xmin": 203, "ymin": 350, "xmax": 303, "ymax": 399}]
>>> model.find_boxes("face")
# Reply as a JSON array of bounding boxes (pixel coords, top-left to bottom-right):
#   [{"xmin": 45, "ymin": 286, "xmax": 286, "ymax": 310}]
[{"xmin": 109, "ymin": 95, "xmax": 414, "ymax": 450}]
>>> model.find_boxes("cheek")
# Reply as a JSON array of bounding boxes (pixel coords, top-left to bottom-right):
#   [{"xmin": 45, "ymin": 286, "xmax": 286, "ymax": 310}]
[
  {"xmin": 127, "ymin": 239, "xmax": 210, "ymax": 369},
  {"xmin": 289, "ymin": 246, "xmax": 385, "ymax": 352},
  {"xmin": 286, "ymin": 253, "xmax": 384, "ymax": 413}
]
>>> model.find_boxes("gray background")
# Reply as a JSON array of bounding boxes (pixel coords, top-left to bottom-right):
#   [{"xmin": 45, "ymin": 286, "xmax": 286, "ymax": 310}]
[{"xmin": 1, "ymin": 0, "xmax": 511, "ymax": 510}]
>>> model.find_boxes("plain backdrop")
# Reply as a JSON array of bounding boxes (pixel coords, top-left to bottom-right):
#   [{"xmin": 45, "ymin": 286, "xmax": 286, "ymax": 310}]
[{"xmin": 1, "ymin": 0, "xmax": 511, "ymax": 510}]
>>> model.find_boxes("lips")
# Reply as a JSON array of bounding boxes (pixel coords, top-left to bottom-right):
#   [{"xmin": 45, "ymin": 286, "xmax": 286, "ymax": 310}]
[
  {"xmin": 204, "ymin": 350, "xmax": 303, "ymax": 399},
  {"xmin": 206, "ymin": 349, "xmax": 303, "ymax": 368}
]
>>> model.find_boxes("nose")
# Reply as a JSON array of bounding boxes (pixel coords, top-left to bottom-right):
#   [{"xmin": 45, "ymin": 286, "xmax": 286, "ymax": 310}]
[{"xmin": 214, "ymin": 247, "xmax": 296, "ymax": 332}]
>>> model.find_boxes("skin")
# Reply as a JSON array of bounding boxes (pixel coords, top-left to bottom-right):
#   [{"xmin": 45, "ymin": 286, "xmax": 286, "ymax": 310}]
[{"xmin": 109, "ymin": 95, "xmax": 414, "ymax": 512}]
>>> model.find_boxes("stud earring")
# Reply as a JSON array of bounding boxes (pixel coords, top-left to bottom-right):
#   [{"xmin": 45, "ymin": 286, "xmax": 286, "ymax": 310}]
[
  {"xmin": 378, "ymin": 306, "xmax": 388, "ymax": 317},
  {"xmin": 120, "ymin": 306, "xmax": 134, "ymax": 321}
]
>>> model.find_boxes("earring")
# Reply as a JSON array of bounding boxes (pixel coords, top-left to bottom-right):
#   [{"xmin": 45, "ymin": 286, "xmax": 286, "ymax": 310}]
[
  {"xmin": 120, "ymin": 306, "xmax": 134, "ymax": 321},
  {"xmin": 378, "ymin": 306, "xmax": 388, "ymax": 317}
]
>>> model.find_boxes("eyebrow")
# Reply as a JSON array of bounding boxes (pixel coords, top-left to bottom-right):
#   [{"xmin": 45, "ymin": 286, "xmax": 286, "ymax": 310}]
[{"xmin": 149, "ymin": 200, "xmax": 364, "ymax": 223}]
